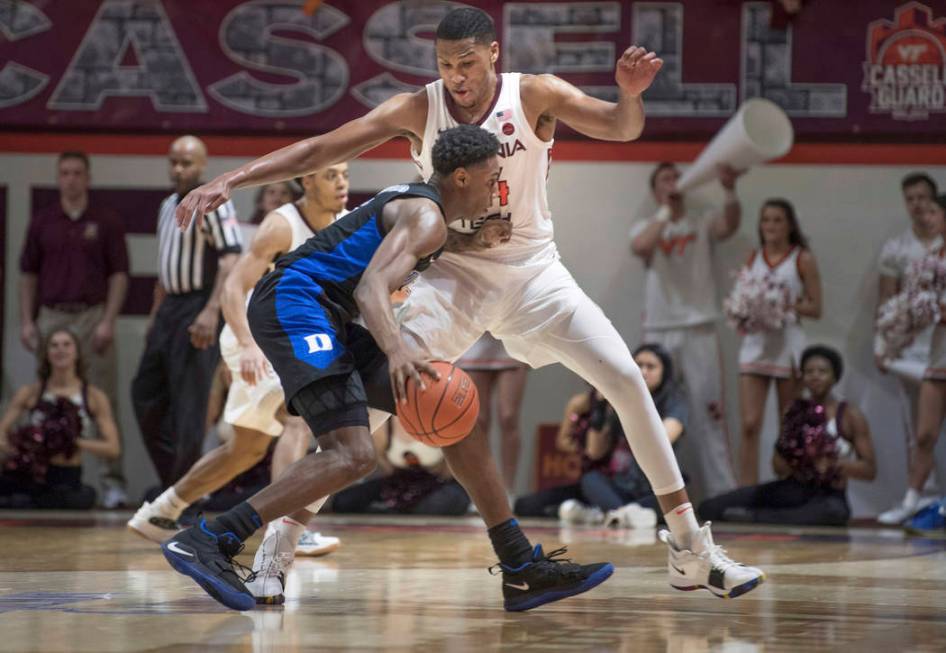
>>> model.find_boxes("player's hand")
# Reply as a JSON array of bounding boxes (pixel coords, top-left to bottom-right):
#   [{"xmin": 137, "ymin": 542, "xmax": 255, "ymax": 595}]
[
  {"xmin": 474, "ymin": 219, "xmax": 512, "ymax": 249},
  {"xmin": 20, "ymin": 321, "xmax": 38, "ymax": 352},
  {"xmin": 175, "ymin": 175, "xmax": 232, "ymax": 230},
  {"xmin": 188, "ymin": 307, "xmax": 219, "ymax": 350},
  {"xmin": 874, "ymin": 353, "xmax": 889, "ymax": 374},
  {"xmin": 388, "ymin": 347, "xmax": 440, "ymax": 405},
  {"xmin": 615, "ymin": 46, "xmax": 663, "ymax": 97},
  {"xmin": 239, "ymin": 342, "xmax": 270, "ymax": 385},
  {"xmin": 91, "ymin": 319, "xmax": 115, "ymax": 354}
]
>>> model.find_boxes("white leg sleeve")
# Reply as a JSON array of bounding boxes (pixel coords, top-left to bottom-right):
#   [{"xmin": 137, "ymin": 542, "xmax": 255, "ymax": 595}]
[{"xmin": 502, "ymin": 289, "xmax": 684, "ymax": 496}]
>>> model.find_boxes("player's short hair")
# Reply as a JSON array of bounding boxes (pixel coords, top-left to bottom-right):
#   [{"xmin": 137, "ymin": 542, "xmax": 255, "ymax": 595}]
[
  {"xmin": 649, "ymin": 162, "xmax": 677, "ymax": 189},
  {"xmin": 431, "ymin": 125, "xmax": 500, "ymax": 176},
  {"xmin": 901, "ymin": 172, "xmax": 937, "ymax": 196},
  {"xmin": 801, "ymin": 345, "xmax": 843, "ymax": 381},
  {"xmin": 436, "ymin": 7, "xmax": 496, "ymax": 44},
  {"xmin": 58, "ymin": 151, "xmax": 90, "ymax": 171}
]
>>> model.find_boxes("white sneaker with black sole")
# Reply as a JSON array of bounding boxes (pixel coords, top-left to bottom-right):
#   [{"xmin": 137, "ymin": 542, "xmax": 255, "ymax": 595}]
[
  {"xmin": 127, "ymin": 501, "xmax": 181, "ymax": 543},
  {"xmin": 658, "ymin": 523, "xmax": 765, "ymax": 599}
]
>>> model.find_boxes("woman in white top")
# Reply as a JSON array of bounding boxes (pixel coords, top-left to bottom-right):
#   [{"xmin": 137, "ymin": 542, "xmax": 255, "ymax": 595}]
[
  {"xmin": 0, "ymin": 328, "xmax": 120, "ymax": 508},
  {"xmin": 904, "ymin": 195, "xmax": 946, "ymax": 516},
  {"xmin": 737, "ymin": 199, "xmax": 822, "ymax": 486}
]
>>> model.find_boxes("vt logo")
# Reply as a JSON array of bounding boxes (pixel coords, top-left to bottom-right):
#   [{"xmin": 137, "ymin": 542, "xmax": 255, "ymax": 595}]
[{"xmin": 304, "ymin": 333, "xmax": 333, "ymax": 353}]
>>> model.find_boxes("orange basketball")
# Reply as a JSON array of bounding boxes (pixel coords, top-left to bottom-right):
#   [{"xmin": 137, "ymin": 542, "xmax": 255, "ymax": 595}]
[{"xmin": 397, "ymin": 361, "xmax": 479, "ymax": 447}]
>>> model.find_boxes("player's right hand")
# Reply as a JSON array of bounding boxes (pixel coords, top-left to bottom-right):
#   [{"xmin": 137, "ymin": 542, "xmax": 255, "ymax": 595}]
[
  {"xmin": 475, "ymin": 218, "xmax": 512, "ymax": 249},
  {"xmin": 175, "ymin": 175, "xmax": 231, "ymax": 230},
  {"xmin": 239, "ymin": 343, "xmax": 270, "ymax": 385},
  {"xmin": 387, "ymin": 347, "xmax": 440, "ymax": 405}
]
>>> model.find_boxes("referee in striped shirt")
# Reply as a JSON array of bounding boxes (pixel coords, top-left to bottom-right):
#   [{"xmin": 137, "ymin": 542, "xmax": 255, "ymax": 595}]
[{"xmin": 132, "ymin": 136, "xmax": 243, "ymax": 488}]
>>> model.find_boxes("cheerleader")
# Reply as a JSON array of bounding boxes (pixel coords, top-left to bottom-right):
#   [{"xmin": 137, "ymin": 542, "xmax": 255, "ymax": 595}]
[
  {"xmin": 900, "ymin": 194, "xmax": 946, "ymax": 522},
  {"xmin": 701, "ymin": 345, "xmax": 876, "ymax": 527},
  {"xmin": 737, "ymin": 199, "xmax": 822, "ymax": 485}
]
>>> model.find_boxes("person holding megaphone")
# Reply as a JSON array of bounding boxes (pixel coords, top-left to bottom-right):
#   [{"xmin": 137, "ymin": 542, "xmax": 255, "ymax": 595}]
[{"xmin": 630, "ymin": 162, "xmax": 744, "ymax": 499}]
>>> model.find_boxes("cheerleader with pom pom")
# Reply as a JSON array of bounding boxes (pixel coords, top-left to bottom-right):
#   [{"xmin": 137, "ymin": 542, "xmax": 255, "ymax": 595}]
[
  {"xmin": 0, "ymin": 329, "xmax": 120, "ymax": 508},
  {"xmin": 728, "ymin": 199, "xmax": 822, "ymax": 485},
  {"xmin": 699, "ymin": 345, "xmax": 876, "ymax": 526}
]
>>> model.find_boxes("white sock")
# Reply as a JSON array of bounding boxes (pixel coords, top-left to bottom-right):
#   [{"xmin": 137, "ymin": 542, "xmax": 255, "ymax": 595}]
[
  {"xmin": 663, "ymin": 502, "xmax": 701, "ymax": 551},
  {"xmin": 904, "ymin": 488, "xmax": 920, "ymax": 508},
  {"xmin": 271, "ymin": 516, "xmax": 306, "ymax": 546},
  {"xmin": 155, "ymin": 487, "xmax": 188, "ymax": 520}
]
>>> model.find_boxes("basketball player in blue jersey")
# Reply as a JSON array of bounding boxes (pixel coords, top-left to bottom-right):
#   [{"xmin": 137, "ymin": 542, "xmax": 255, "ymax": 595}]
[
  {"xmin": 175, "ymin": 8, "xmax": 764, "ymax": 607},
  {"xmin": 162, "ymin": 126, "xmax": 612, "ymax": 612}
]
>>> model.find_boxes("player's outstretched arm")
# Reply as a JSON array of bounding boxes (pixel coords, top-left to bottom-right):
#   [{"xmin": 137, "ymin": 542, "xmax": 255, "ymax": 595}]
[
  {"xmin": 175, "ymin": 91, "xmax": 426, "ymax": 229},
  {"xmin": 354, "ymin": 199, "xmax": 445, "ymax": 403},
  {"xmin": 527, "ymin": 46, "xmax": 662, "ymax": 142},
  {"xmin": 221, "ymin": 211, "xmax": 292, "ymax": 384}
]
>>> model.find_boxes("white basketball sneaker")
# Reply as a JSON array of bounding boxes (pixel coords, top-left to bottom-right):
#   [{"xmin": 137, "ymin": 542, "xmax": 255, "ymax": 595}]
[
  {"xmin": 604, "ymin": 503, "xmax": 658, "ymax": 529},
  {"xmin": 246, "ymin": 527, "xmax": 295, "ymax": 605},
  {"xmin": 877, "ymin": 496, "xmax": 934, "ymax": 525},
  {"xmin": 126, "ymin": 500, "xmax": 181, "ymax": 543},
  {"xmin": 658, "ymin": 523, "xmax": 765, "ymax": 599},
  {"xmin": 558, "ymin": 499, "xmax": 604, "ymax": 525},
  {"xmin": 295, "ymin": 531, "xmax": 341, "ymax": 557}
]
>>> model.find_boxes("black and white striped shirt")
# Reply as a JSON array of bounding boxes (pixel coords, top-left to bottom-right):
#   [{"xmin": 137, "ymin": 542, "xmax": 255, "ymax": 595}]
[{"xmin": 157, "ymin": 194, "xmax": 243, "ymax": 295}]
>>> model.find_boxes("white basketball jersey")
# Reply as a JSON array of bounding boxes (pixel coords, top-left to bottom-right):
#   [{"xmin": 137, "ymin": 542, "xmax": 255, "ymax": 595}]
[
  {"xmin": 413, "ymin": 73, "xmax": 556, "ymax": 266},
  {"xmin": 746, "ymin": 246, "xmax": 804, "ymax": 302}
]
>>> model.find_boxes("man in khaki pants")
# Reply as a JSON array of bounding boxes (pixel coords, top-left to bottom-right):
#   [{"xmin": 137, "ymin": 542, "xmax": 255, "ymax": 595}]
[{"xmin": 19, "ymin": 151, "xmax": 129, "ymax": 506}]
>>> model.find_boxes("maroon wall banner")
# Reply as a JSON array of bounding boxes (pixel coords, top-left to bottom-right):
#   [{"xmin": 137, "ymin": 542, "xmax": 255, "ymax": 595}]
[{"xmin": 2, "ymin": 0, "xmax": 946, "ymax": 141}]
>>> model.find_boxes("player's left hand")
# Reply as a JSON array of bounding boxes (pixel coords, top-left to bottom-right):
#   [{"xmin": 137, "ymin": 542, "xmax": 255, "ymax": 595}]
[
  {"xmin": 188, "ymin": 307, "xmax": 219, "ymax": 350},
  {"xmin": 615, "ymin": 46, "xmax": 663, "ymax": 96}
]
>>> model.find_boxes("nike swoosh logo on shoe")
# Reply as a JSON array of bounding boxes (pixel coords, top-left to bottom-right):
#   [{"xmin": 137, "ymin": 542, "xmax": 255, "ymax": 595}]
[
  {"xmin": 670, "ymin": 563, "xmax": 686, "ymax": 575},
  {"xmin": 166, "ymin": 541, "xmax": 194, "ymax": 557},
  {"xmin": 505, "ymin": 581, "xmax": 530, "ymax": 591}
]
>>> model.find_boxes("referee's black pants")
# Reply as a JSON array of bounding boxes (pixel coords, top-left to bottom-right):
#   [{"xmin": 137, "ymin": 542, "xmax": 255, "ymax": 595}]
[{"xmin": 131, "ymin": 292, "xmax": 220, "ymax": 488}]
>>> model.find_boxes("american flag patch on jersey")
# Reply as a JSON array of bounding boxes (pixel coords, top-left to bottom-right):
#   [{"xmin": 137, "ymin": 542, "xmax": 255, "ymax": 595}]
[{"xmin": 495, "ymin": 108, "xmax": 512, "ymax": 121}]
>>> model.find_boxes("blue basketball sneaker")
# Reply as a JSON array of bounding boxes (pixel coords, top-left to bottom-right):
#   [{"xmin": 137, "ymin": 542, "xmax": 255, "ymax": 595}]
[
  {"xmin": 489, "ymin": 544, "xmax": 614, "ymax": 612},
  {"xmin": 905, "ymin": 498, "xmax": 946, "ymax": 534},
  {"xmin": 161, "ymin": 517, "xmax": 256, "ymax": 611}
]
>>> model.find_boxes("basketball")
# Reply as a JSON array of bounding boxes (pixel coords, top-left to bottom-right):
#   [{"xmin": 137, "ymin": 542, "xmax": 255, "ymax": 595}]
[{"xmin": 397, "ymin": 361, "xmax": 480, "ymax": 447}]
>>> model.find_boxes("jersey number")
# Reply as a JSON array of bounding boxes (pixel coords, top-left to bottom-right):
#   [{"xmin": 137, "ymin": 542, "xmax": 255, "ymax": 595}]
[{"xmin": 497, "ymin": 180, "xmax": 510, "ymax": 207}]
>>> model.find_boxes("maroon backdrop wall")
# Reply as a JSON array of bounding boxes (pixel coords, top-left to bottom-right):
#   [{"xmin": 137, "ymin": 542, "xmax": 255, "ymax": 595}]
[{"xmin": 2, "ymin": 0, "xmax": 946, "ymax": 142}]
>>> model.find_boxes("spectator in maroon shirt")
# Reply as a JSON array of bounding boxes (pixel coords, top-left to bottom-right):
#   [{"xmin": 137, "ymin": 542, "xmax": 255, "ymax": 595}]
[{"xmin": 18, "ymin": 151, "xmax": 129, "ymax": 505}]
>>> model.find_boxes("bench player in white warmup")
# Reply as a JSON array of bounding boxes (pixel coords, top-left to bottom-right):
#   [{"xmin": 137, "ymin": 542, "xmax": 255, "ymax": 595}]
[
  {"xmin": 130, "ymin": 166, "xmax": 351, "ymax": 598},
  {"xmin": 176, "ymin": 8, "xmax": 765, "ymax": 603}
]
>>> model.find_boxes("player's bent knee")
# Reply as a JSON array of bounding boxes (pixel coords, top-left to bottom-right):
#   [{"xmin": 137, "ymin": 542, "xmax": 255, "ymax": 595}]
[{"xmin": 343, "ymin": 437, "xmax": 377, "ymax": 480}]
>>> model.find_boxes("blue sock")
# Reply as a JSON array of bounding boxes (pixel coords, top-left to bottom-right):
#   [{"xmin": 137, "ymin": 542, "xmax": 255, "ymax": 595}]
[
  {"xmin": 488, "ymin": 519, "xmax": 533, "ymax": 567},
  {"xmin": 205, "ymin": 502, "xmax": 262, "ymax": 543}
]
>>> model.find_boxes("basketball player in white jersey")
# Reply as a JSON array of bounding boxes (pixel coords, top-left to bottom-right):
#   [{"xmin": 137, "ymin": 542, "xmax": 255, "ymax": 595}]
[
  {"xmin": 130, "ymin": 165, "xmax": 350, "ymax": 599},
  {"xmin": 175, "ymin": 8, "xmax": 765, "ymax": 603}
]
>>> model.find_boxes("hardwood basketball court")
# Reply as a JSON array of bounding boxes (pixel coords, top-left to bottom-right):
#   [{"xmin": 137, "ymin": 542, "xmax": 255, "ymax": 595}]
[{"xmin": 0, "ymin": 512, "xmax": 943, "ymax": 652}]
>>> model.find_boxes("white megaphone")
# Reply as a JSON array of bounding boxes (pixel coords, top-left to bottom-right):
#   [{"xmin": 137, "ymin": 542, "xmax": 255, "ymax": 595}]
[{"xmin": 676, "ymin": 98, "xmax": 794, "ymax": 193}]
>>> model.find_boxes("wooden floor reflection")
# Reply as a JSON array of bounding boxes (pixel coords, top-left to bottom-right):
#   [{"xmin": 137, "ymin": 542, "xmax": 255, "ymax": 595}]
[{"xmin": 0, "ymin": 511, "xmax": 943, "ymax": 652}]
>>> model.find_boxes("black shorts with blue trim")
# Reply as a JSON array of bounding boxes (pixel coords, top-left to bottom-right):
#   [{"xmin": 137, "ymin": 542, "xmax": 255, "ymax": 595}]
[{"xmin": 247, "ymin": 268, "xmax": 394, "ymax": 437}]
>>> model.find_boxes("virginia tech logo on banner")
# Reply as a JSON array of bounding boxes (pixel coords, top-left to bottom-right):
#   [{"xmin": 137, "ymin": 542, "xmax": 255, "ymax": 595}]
[{"xmin": 862, "ymin": 2, "xmax": 946, "ymax": 121}]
